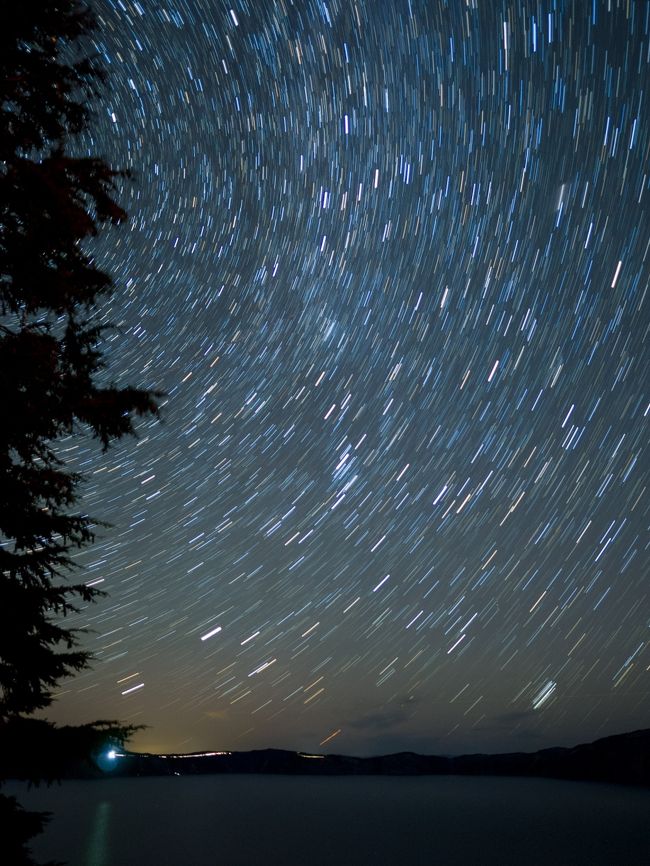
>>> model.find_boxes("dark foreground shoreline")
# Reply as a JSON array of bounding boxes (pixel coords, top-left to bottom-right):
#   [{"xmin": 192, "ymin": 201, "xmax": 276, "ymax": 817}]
[{"xmin": 88, "ymin": 728, "xmax": 650, "ymax": 787}]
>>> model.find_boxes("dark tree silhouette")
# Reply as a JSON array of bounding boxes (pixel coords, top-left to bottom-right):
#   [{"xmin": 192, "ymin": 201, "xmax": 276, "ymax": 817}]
[{"xmin": 0, "ymin": 2, "xmax": 161, "ymax": 861}]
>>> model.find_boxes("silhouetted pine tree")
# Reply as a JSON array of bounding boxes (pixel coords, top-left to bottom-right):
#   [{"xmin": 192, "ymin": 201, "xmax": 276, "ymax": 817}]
[{"xmin": 0, "ymin": 2, "xmax": 160, "ymax": 861}]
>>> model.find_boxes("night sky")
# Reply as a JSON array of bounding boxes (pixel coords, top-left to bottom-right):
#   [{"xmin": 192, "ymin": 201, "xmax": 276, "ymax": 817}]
[{"xmin": 48, "ymin": 0, "xmax": 649, "ymax": 757}]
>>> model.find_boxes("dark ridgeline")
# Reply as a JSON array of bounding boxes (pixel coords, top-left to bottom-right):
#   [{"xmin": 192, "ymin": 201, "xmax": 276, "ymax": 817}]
[
  {"xmin": 103, "ymin": 728, "xmax": 650, "ymax": 786},
  {"xmin": 6, "ymin": 729, "xmax": 647, "ymax": 788}
]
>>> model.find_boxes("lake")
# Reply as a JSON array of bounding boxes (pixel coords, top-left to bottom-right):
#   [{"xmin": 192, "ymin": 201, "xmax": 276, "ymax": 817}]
[{"xmin": 5, "ymin": 774, "xmax": 649, "ymax": 865}]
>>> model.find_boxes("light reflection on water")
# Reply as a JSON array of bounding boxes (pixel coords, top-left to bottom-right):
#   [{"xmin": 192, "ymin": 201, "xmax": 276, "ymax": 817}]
[
  {"xmin": 6, "ymin": 774, "xmax": 650, "ymax": 866},
  {"xmin": 86, "ymin": 801, "xmax": 111, "ymax": 866}
]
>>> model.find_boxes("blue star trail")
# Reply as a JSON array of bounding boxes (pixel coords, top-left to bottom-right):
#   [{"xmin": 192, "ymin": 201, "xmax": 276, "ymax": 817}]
[{"xmin": 51, "ymin": 0, "xmax": 649, "ymax": 756}]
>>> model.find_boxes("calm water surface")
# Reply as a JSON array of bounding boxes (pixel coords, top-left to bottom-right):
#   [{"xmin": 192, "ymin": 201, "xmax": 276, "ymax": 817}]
[{"xmin": 6, "ymin": 774, "xmax": 650, "ymax": 865}]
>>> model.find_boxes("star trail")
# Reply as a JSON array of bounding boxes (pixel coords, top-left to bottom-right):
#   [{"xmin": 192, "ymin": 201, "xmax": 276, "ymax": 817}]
[{"xmin": 48, "ymin": 0, "xmax": 649, "ymax": 756}]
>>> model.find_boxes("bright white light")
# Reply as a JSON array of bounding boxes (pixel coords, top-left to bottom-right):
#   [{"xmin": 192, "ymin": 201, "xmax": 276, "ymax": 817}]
[{"xmin": 107, "ymin": 749, "xmax": 117, "ymax": 760}]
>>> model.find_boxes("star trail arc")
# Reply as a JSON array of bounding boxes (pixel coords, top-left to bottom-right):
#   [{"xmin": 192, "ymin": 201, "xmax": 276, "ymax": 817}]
[{"xmin": 50, "ymin": 0, "xmax": 649, "ymax": 757}]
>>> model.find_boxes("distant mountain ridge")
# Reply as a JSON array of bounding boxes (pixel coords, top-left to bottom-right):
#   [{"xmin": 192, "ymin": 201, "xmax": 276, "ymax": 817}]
[{"xmin": 107, "ymin": 728, "xmax": 650, "ymax": 787}]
